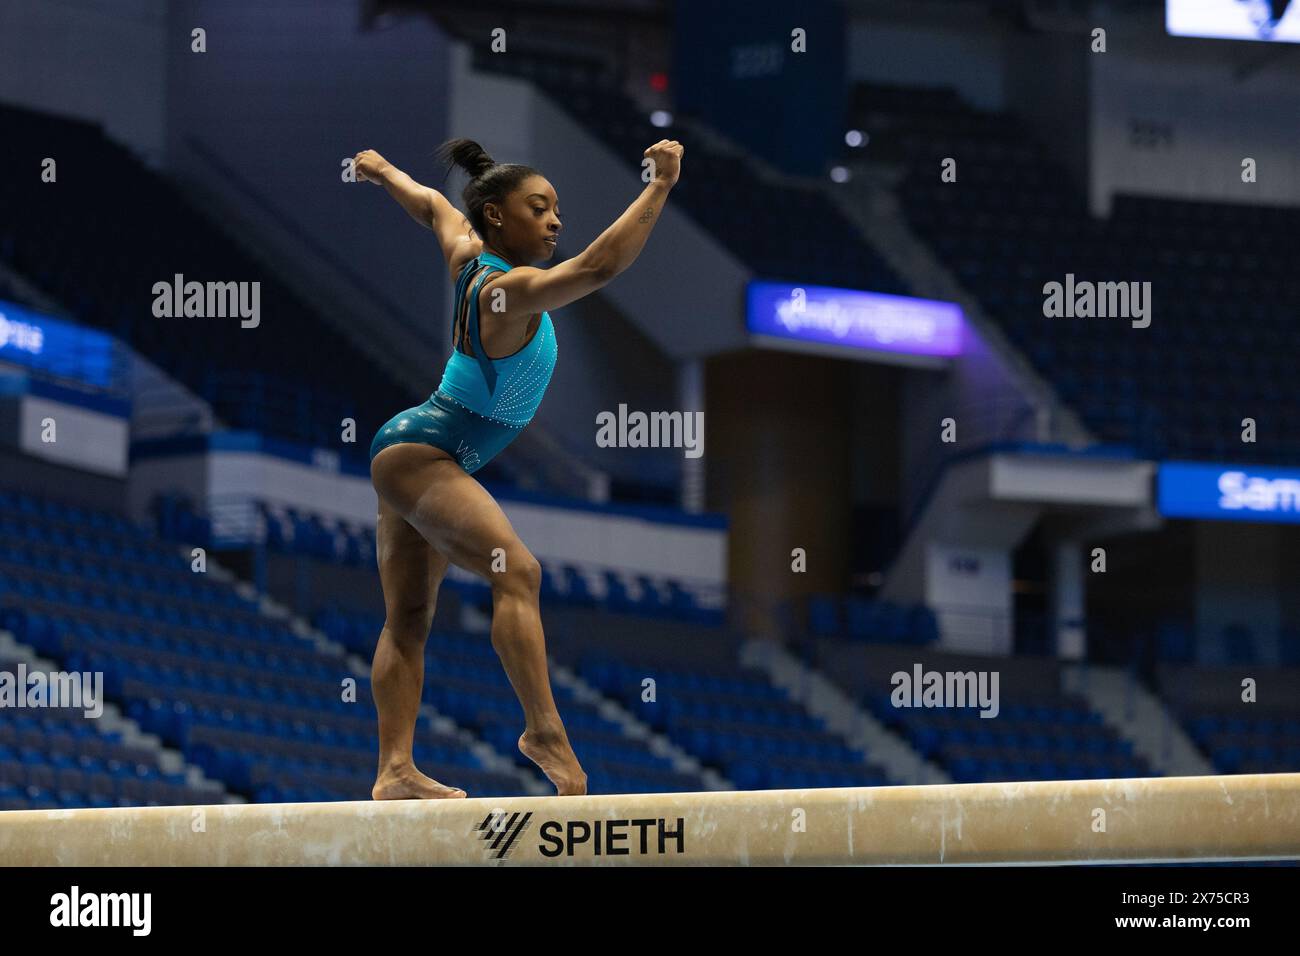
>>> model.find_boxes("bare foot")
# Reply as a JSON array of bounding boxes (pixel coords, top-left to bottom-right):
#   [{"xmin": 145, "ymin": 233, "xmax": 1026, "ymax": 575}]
[
  {"xmin": 372, "ymin": 764, "xmax": 467, "ymax": 800},
  {"xmin": 519, "ymin": 727, "xmax": 587, "ymax": 796}
]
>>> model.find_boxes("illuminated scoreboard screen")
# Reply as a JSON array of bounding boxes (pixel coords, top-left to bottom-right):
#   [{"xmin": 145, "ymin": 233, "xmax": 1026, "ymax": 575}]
[
  {"xmin": 1167, "ymin": 0, "xmax": 1300, "ymax": 42},
  {"xmin": 745, "ymin": 280, "xmax": 964, "ymax": 364},
  {"xmin": 1158, "ymin": 461, "xmax": 1300, "ymax": 524},
  {"xmin": 0, "ymin": 299, "xmax": 119, "ymax": 390}
]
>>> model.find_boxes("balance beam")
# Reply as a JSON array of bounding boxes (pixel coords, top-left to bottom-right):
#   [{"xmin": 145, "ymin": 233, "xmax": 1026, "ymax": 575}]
[{"xmin": 2, "ymin": 773, "xmax": 1298, "ymax": 866}]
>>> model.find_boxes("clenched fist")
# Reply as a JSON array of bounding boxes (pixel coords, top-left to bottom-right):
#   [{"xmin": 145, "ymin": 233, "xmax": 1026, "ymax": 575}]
[
  {"xmin": 644, "ymin": 140, "xmax": 684, "ymax": 186},
  {"xmin": 352, "ymin": 149, "xmax": 390, "ymax": 184}
]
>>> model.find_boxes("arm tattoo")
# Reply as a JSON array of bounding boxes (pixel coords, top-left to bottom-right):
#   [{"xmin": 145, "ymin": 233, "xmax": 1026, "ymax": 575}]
[{"xmin": 638, "ymin": 206, "xmax": 655, "ymax": 224}]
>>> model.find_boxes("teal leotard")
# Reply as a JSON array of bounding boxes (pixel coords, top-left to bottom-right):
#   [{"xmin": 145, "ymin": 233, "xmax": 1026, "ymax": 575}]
[{"xmin": 369, "ymin": 250, "xmax": 558, "ymax": 472}]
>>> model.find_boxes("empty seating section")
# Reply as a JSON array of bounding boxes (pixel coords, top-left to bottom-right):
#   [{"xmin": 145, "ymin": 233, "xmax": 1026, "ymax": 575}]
[
  {"xmin": 0, "ymin": 494, "xmax": 226, "ymax": 808},
  {"xmin": 902, "ymin": 702, "xmax": 1144, "ymax": 784},
  {"xmin": 260, "ymin": 502, "xmax": 375, "ymax": 566},
  {"xmin": 0, "ymin": 691, "xmax": 211, "ymax": 812},
  {"xmin": 801, "ymin": 592, "xmax": 940, "ymax": 645},
  {"xmin": 1182, "ymin": 709, "xmax": 1300, "ymax": 775},
  {"xmin": 846, "ymin": 82, "xmax": 1300, "ymax": 463},
  {"xmin": 544, "ymin": 619, "xmax": 890, "ymax": 790},
  {"xmin": 1160, "ymin": 663, "xmax": 1300, "ymax": 775},
  {"xmin": 587, "ymin": 567, "xmax": 721, "ymax": 624},
  {"xmin": 473, "ymin": 47, "xmax": 908, "ymax": 294},
  {"xmin": 155, "ymin": 490, "xmax": 723, "ymax": 623},
  {"xmin": 806, "ymin": 639, "xmax": 1151, "ymax": 783},
  {"xmin": 1157, "ymin": 618, "xmax": 1300, "ymax": 668}
]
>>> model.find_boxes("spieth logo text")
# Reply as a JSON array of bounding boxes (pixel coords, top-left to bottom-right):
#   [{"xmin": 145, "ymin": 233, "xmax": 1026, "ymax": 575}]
[{"xmin": 477, "ymin": 812, "xmax": 686, "ymax": 860}]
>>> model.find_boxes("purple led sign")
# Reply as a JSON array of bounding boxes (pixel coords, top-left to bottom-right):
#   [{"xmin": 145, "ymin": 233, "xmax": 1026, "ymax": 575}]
[{"xmin": 746, "ymin": 281, "xmax": 964, "ymax": 358}]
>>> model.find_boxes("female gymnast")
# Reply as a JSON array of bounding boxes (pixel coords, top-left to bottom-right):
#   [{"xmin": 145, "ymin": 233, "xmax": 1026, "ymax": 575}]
[{"xmin": 354, "ymin": 137, "xmax": 684, "ymax": 798}]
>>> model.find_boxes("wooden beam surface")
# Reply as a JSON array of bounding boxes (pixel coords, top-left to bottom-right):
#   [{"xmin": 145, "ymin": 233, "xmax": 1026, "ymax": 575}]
[{"xmin": 2, "ymin": 773, "xmax": 1298, "ymax": 866}]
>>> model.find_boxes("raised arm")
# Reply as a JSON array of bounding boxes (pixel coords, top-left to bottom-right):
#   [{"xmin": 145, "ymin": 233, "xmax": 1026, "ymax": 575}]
[
  {"xmin": 486, "ymin": 140, "xmax": 684, "ymax": 317},
  {"xmin": 352, "ymin": 148, "xmax": 482, "ymax": 271}
]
